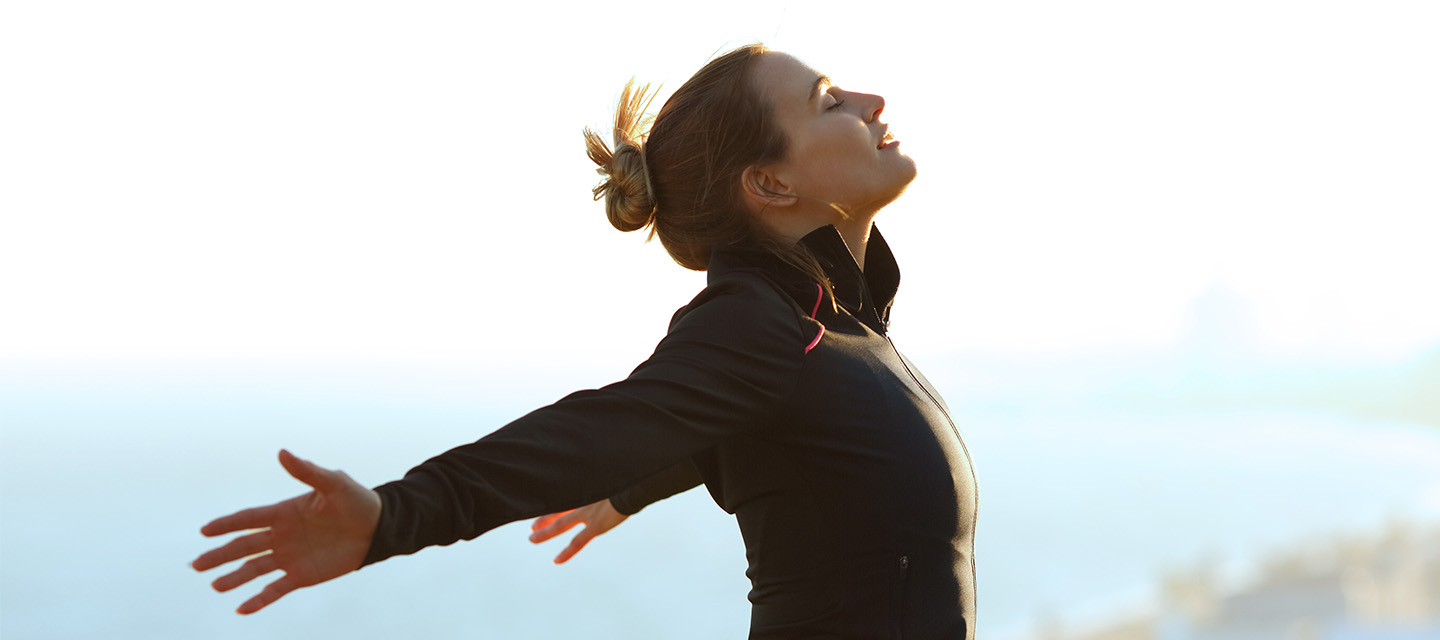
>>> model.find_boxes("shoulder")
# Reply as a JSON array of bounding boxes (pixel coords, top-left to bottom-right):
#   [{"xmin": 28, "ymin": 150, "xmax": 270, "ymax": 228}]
[
  {"xmin": 632, "ymin": 270, "xmax": 814, "ymax": 388},
  {"xmin": 669, "ymin": 270, "xmax": 808, "ymax": 334},
  {"xmin": 647, "ymin": 269, "xmax": 826, "ymax": 363}
]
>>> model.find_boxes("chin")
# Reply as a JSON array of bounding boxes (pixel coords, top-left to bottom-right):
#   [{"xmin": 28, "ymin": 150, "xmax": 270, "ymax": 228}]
[
  {"xmin": 897, "ymin": 153, "xmax": 918, "ymax": 181},
  {"xmin": 889, "ymin": 159, "xmax": 919, "ymax": 197}
]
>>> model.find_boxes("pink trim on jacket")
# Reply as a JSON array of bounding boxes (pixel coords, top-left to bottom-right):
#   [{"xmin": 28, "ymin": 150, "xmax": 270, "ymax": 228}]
[{"xmin": 804, "ymin": 283, "xmax": 826, "ymax": 354}]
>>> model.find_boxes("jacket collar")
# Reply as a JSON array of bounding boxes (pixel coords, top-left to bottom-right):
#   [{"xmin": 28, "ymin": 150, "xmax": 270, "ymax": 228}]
[{"xmin": 707, "ymin": 224, "xmax": 901, "ymax": 333}]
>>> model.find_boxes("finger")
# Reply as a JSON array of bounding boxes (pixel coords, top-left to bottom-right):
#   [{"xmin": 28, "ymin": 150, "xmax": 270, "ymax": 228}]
[
  {"xmin": 201, "ymin": 504, "xmax": 281, "ymax": 537},
  {"xmin": 554, "ymin": 527, "xmax": 598, "ymax": 565},
  {"xmin": 530, "ymin": 510, "xmax": 570, "ymax": 532},
  {"xmin": 237, "ymin": 572, "xmax": 300, "ymax": 615},
  {"xmin": 529, "ymin": 510, "xmax": 583, "ymax": 543},
  {"xmin": 212, "ymin": 552, "xmax": 278, "ymax": 592},
  {"xmin": 530, "ymin": 511, "xmax": 580, "ymax": 542},
  {"xmin": 278, "ymin": 449, "xmax": 340, "ymax": 493},
  {"xmin": 192, "ymin": 529, "xmax": 273, "ymax": 572}
]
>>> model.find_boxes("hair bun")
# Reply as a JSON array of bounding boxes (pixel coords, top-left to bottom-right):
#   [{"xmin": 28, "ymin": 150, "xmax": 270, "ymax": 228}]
[
  {"xmin": 588, "ymin": 136, "xmax": 655, "ymax": 232},
  {"xmin": 585, "ymin": 81, "xmax": 659, "ymax": 233}
]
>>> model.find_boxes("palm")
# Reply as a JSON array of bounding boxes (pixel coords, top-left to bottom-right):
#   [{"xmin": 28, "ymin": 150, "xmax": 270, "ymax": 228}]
[
  {"xmin": 193, "ymin": 450, "xmax": 381, "ymax": 614},
  {"xmin": 265, "ymin": 493, "xmax": 356, "ymax": 587}
]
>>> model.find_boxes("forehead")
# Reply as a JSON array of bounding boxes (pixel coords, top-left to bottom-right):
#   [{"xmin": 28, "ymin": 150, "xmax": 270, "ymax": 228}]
[{"xmin": 753, "ymin": 52, "xmax": 825, "ymax": 110}]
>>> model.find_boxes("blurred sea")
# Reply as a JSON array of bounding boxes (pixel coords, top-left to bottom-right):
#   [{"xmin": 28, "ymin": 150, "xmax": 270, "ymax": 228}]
[{"xmin": 3, "ymin": 365, "xmax": 1439, "ymax": 640}]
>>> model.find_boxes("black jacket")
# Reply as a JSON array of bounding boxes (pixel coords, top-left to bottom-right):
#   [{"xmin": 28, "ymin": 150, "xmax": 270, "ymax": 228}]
[{"xmin": 364, "ymin": 225, "xmax": 978, "ymax": 639}]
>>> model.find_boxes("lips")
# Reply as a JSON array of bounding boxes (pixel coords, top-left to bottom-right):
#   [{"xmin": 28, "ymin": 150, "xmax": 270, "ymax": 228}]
[
  {"xmin": 877, "ymin": 130, "xmax": 896, "ymax": 149},
  {"xmin": 877, "ymin": 125, "xmax": 895, "ymax": 149}
]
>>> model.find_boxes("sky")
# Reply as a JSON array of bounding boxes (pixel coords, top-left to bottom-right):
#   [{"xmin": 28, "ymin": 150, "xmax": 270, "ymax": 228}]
[{"xmin": 3, "ymin": 0, "xmax": 1438, "ymax": 368}]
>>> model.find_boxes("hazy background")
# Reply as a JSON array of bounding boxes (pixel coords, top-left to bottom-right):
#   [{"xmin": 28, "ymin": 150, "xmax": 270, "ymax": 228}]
[{"xmin": 2, "ymin": 1, "xmax": 1437, "ymax": 639}]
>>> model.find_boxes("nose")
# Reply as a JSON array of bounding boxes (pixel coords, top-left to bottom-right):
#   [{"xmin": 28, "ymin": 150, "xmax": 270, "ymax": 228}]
[
  {"xmin": 836, "ymin": 88, "xmax": 886, "ymax": 122},
  {"xmin": 856, "ymin": 91, "xmax": 884, "ymax": 122}
]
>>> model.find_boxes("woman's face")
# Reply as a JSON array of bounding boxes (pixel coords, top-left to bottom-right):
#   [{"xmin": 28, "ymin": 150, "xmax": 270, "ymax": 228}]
[{"xmin": 752, "ymin": 52, "xmax": 917, "ymax": 220}]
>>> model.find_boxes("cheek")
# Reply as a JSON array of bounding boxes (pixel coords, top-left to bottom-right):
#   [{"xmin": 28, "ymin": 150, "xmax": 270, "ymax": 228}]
[
  {"xmin": 784, "ymin": 122, "xmax": 884, "ymax": 198},
  {"xmin": 800, "ymin": 127, "xmax": 873, "ymax": 174}
]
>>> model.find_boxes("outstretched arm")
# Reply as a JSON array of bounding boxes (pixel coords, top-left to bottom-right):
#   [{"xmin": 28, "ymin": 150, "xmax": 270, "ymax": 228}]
[
  {"xmin": 365, "ymin": 274, "xmax": 807, "ymax": 566},
  {"xmin": 192, "ymin": 449, "xmax": 382, "ymax": 614}
]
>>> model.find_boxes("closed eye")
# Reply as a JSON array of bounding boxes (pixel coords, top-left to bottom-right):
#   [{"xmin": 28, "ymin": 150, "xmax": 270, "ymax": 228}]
[{"xmin": 826, "ymin": 98, "xmax": 846, "ymax": 112}]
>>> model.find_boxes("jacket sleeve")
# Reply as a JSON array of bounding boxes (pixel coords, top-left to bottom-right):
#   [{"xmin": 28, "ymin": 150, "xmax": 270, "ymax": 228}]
[
  {"xmin": 363, "ymin": 273, "xmax": 808, "ymax": 565},
  {"xmin": 609, "ymin": 460, "xmax": 703, "ymax": 516}
]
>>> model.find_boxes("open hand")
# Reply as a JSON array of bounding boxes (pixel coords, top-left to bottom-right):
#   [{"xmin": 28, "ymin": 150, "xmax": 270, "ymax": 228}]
[
  {"xmin": 192, "ymin": 449, "xmax": 381, "ymax": 614},
  {"xmin": 528, "ymin": 499, "xmax": 628, "ymax": 564}
]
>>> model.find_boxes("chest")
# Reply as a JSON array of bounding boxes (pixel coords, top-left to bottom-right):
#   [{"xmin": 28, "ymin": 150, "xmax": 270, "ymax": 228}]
[{"xmin": 781, "ymin": 317, "xmax": 961, "ymax": 472}]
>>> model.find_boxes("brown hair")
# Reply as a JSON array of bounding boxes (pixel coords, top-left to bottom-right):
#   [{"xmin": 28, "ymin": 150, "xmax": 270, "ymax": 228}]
[{"xmin": 585, "ymin": 44, "xmax": 833, "ymax": 291}]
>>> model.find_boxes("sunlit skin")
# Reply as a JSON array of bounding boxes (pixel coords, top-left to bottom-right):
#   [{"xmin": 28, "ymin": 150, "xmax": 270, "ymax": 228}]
[
  {"xmin": 741, "ymin": 51, "xmax": 917, "ymax": 268},
  {"xmin": 191, "ymin": 450, "xmax": 380, "ymax": 614},
  {"xmin": 527, "ymin": 500, "xmax": 629, "ymax": 564}
]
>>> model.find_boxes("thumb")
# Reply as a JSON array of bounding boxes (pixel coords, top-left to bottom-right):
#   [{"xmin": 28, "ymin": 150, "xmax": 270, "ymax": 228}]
[{"xmin": 278, "ymin": 449, "xmax": 339, "ymax": 492}]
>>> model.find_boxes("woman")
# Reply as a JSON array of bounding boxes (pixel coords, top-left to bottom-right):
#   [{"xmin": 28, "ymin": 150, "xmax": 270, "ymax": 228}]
[{"xmin": 193, "ymin": 44, "xmax": 978, "ymax": 639}]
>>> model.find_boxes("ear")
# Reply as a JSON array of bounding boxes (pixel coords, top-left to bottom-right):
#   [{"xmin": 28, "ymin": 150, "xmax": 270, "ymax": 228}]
[{"xmin": 740, "ymin": 165, "xmax": 798, "ymax": 211}]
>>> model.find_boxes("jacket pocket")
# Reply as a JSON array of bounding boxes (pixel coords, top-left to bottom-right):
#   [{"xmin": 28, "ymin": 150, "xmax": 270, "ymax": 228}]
[{"xmin": 889, "ymin": 552, "xmax": 912, "ymax": 639}]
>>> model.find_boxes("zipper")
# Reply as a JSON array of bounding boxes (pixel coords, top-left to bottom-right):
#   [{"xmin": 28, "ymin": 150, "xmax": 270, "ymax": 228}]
[{"xmin": 885, "ymin": 333, "xmax": 981, "ymax": 605}]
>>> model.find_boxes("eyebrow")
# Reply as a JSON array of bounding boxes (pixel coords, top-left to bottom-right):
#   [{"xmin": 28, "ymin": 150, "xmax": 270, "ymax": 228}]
[{"xmin": 807, "ymin": 74, "xmax": 833, "ymax": 106}]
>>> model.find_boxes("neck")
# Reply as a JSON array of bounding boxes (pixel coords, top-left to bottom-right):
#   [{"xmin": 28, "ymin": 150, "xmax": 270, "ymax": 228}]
[
  {"xmin": 758, "ymin": 201, "xmax": 880, "ymax": 270},
  {"xmin": 833, "ymin": 215, "xmax": 875, "ymax": 271}
]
